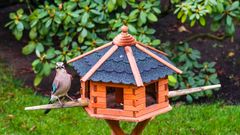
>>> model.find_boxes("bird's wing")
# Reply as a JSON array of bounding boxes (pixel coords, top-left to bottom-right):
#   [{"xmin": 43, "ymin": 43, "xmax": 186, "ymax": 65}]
[{"xmin": 52, "ymin": 79, "xmax": 60, "ymax": 94}]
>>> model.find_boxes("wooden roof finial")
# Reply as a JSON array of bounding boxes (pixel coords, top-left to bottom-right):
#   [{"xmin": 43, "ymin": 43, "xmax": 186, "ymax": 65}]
[
  {"xmin": 121, "ymin": 25, "xmax": 128, "ymax": 33},
  {"xmin": 113, "ymin": 25, "xmax": 136, "ymax": 46}
]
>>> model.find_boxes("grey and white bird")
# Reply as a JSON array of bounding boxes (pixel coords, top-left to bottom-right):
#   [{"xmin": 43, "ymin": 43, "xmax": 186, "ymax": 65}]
[{"xmin": 44, "ymin": 62, "xmax": 73, "ymax": 114}]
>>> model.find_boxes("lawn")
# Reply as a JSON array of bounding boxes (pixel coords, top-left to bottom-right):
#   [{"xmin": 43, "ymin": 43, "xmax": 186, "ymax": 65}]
[{"xmin": 0, "ymin": 61, "xmax": 240, "ymax": 135}]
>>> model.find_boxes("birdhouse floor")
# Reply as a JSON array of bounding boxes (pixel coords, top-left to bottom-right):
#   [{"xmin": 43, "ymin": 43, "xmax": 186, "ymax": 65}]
[{"xmin": 84, "ymin": 105, "xmax": 172, "ymax": 122}]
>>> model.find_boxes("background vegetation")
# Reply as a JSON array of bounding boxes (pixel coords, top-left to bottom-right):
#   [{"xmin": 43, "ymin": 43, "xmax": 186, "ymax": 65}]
[{"xmin": 6, "ymin": 0, "xmax": 239, "ymax": 102}]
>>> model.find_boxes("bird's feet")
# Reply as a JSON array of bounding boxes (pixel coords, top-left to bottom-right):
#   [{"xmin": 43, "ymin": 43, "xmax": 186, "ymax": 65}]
[{"xmin": 66, "ymin": 94, "xmax": 77, "ymax": 102}]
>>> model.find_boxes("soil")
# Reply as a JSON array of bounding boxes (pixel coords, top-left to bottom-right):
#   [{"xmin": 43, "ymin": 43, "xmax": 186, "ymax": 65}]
[{"xmin": 0, "ymin": 4, "xmax": 240, "ymax": 104}]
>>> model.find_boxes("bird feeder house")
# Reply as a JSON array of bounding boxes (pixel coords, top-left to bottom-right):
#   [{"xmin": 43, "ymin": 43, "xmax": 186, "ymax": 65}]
[
  {"xmin": 68, "ymin": 26, "xmax": 183, "ymax": 122},
  {"xmin": 25, "ymin": 25, "xmax": 221, "ymax": 135}
]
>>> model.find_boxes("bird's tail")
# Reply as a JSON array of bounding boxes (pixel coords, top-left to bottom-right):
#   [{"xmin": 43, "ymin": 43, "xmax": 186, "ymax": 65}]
[{"xmin": 44, "ymin": 100, "xmax": 52, "ymax": 114}]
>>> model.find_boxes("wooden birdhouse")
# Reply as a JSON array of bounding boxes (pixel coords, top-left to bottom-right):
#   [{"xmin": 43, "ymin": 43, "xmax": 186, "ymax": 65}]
[
  {"xmin": 25, "ymin": 25, "xmax": 221, "ymax": 135},
  {"xmin": 67, "ymin": 26, "xmax": 183, "ymax": 122}
]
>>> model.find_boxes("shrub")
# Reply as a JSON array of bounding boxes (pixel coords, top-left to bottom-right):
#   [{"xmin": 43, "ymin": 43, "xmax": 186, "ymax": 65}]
[{"xmin": 6, "ymin": 0, "xmax": 225, "ymax": 102}]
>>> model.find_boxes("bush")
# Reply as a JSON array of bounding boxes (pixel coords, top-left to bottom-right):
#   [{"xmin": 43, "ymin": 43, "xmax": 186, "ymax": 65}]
[{"xmin": 6, "ymin": 0, "xmax": 225, "ymax": 102}]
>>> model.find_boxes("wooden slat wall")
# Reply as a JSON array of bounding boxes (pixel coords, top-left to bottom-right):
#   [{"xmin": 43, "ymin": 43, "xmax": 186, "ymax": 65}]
[
  {"xmin": 89, "ymin": 79, "xmax": 170, "ymax": 119},
  {"xmin": 90, "ymin": 81, "xmax": 135, "ymax": 117},
  {"xmin": 89, "ymin": 82, "xmax": 107, "ymax": 113},
  {"xmin": 158, "ymin": 78, "xmax": 169, "ymax": 103},
  {"xmin": 135, "ymin": 78, "xmax": 170, "ymax": 117}
]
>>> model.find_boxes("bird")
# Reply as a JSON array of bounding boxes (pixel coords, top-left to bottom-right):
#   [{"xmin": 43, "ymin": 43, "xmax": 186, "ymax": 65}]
[{"xmin": 44, "ymin": 62, "xmax": 73, "ymax": 114}]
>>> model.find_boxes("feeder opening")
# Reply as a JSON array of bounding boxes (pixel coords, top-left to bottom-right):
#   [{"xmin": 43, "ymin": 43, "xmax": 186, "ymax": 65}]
[
  {"xmin": 145, "ymin": 82, "xmax": 158, "ymax": 107},
  {"xmin": 106, "ymin": 87, "xmax": 124, "ymax": 109}
]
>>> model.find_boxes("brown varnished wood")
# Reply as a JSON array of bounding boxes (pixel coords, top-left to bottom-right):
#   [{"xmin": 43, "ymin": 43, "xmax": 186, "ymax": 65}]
[
  {"xmin": 105, "ymin": 120, "xmax": 125, "ymax": 135},
  {"xmin": 130, "ymin": 118, "xmax": 151, "ymax": 135},
  {"xmin": 85, "ymin": 106, "xmax": 172, "ymax": 122},
  {"xmin": 135, "ymin": 102, "xmax": 169, "ymax": 117},
  {"xmin": 97, "ymin": 108, "xmax": 133, "ymax": 117},
  {"xmin": 125, "ymin": 46, "xmax": 144, "ymax": 86}
]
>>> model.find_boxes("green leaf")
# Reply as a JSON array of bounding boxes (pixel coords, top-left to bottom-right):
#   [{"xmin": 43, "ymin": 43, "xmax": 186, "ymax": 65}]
[
  {"xmin": 181, "ymin": 14, "xmax": 187, "ymax": 23},
  {"xmin": 140, "ymin": 11, "xmax": 147, "ymax": 24},
  {"xmin": 36, "ymin": 42, "xmax": 44, "ymax": 52},
  {"xmin": 22, "ymin": 41, "xmax": 36, "ymax": 55},
  {"xmin": 42, "ymin": 62, "xmax": 51, "ymax": 76},
  {"xmin": 45, "ymin": 19, "xmax": 52, "ymax": 28},
  {"xmin": 13, "ymin": 29, "xmax": 23, "ymax": 40},
  {"xmin": 168, "ymin": 75, "xmax": 177, "ymax": 87},
  {"xmin": 30, "ymin": 20, "xmax": 38, "ymax": 28},
  {"xmin": 210, "ymin": 22, "xmax": 221, "ymax": 32},
  {"xmin": 190, "ymin": 20, "xmax": 196, "ymax": 27},
  {"xmin": 78, "ymin": 35, "xmax": 84, "ymax": 43},
  {"xmin": 152, "ymin": 39, "xmax": 161, "ymax": 46},
  {"xmin": 9, "ymin": 13, "xmax": 16, "ymax": 19},
  {"xmin": 81, "ymin": 28, "xmax": 88, "ymax": 38},
  {"xmin": 34, "ymin": 75, "xmax": 43, "ymax": 86},
  {"xmin": 186, "ymin": 95, "xmax": 193, "ymax": 103},
  {"xmin": 153, "ymin": 7, "xmax": 161, "ymax": 14},
  {"xmin": 127, "ymin": 24, "xmax": 137, "ymax": 34},
  {"xmin": 147, "ymin": 13, "xmax": 158, "ymax": 22},
  {"xmin": 199, "ymin": 17, "xmax": 206, "ymax": 26},
  {"xmin": 46, "ymin": 48, "xmax": 55, "ymax": 59},
  {"xmin": 81, "ymin": 12, "xmax": 89, "ymax": 25},
  {"xmin": 107, "ymin": 0, "xmax": 115, "ymax": 12},
  {"xmin": 226, "ymin": 15, "xmax": 232, "ymax": 26},
  {"xmin": 29, "ymin": 28, "xmax": 37, "ymax": 40},
  {"xmin": 17, "ymin": 22, "xmax": 24, "ymax": 31},
  {"xmin": 17, "ymin": 9, "xmax": 24, "ymax": 16},
  {"xmin": 229, "ymin": 1, "xmax": 239, "ymax": 11}
]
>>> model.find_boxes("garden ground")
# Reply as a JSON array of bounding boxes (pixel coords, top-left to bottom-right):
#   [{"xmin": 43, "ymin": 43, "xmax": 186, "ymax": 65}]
[{"xmin": 1, "ymin": 61, "xmax": 240, "ymax": 135}]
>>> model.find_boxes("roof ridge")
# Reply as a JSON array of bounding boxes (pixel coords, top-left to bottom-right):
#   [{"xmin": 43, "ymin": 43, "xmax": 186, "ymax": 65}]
[
  {"xmin": 125, "ymin": 46, "xmax": 143, "ymax": 87},
  {"xmin": 135, "ymin": 44, "xmax": 183, "ymax": 74},
  {"xmin": 136, "ymin": 41, "xmax": 168, "ymax": 56},
  {"xmin": 81, "ymin": 45, "xmax": 119, "ymax": 82}
]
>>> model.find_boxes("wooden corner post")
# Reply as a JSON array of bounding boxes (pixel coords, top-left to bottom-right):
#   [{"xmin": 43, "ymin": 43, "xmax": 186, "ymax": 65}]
[{"xmin": 81, "ymin": 80, "xmax": 86, "ymax": 99}]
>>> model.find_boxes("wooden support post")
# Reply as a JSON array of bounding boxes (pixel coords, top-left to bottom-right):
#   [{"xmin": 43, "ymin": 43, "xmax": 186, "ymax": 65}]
[
  {"xmin": 105, "ymin": 120, "xmax": 125, "ymax": 135},
  {"xmin": 130, "ymin": 118, "xmax": 151, "ymax": 135},
  {"xmin": 81, "ymin": 80, "xmax": 86, "ymax": 99}
]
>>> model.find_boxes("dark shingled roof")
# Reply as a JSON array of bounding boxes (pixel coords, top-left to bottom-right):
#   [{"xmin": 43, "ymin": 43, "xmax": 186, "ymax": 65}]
[{"xmin": 72, "ymin": 44, "xmax": 175, "ymax": 85}]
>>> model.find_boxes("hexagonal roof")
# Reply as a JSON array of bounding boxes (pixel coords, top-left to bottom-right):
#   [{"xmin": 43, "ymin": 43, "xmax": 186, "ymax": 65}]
[{"xmin": 68, "ymin": 26, "xmax": 182, "ymax": 86}]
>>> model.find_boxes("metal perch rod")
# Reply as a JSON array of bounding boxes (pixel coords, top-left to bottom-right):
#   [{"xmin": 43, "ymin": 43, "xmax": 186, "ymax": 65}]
[
  {"xmin": 25, "ymin": 99, "xmax": 89, "ymax": 111},
  {"xmin": 168, "ymin": 84, "xmax": 221, "ymax": 98}
]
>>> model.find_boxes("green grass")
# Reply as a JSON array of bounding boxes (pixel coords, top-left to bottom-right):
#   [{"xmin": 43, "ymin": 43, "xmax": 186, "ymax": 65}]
[{"xmin": 0, "ymin": 62, "xmax": 240, "ymax": 135}]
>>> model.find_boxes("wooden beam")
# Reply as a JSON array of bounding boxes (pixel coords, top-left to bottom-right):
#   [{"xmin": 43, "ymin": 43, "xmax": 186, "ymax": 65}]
[
  {"xmin": 125, "ymin": 46, "xmax": 144, "ymax": 87},
  {"xmin": 81, "ymin": 80, "xmax": 86, "ymax": 99},
  {"xmin": 67, "ymin": 42, "xmax": 113, "ymax": 64},
  {"xmin": 137, "ymin": 41, "xmax": 168, "ymax": 56},
  {"xmin": 25, "ymin": 99, "xmax": 89, "ymax": 111},
  {"xmin": 136, "ymin": 44, "xmax": 183, "ymax": 74},
  {"xmin": 81, "ymin": 45, "xmax": 118, "ymax": 82},
  {"xmin": 168, "ymin": 84, "xmax": 221, "ymax": 98},
  {"xmin": 105, "ymin": 120, "xmax": 125, "ymax": 135},
  {"xmin": 130, "ymin": 118, "xmax": 151, "ymax": 135}
]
